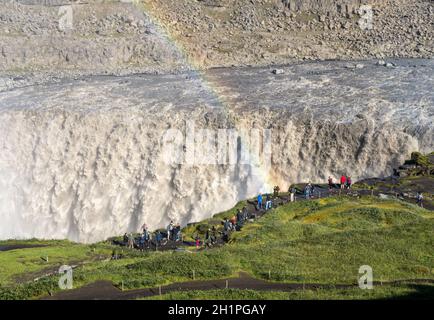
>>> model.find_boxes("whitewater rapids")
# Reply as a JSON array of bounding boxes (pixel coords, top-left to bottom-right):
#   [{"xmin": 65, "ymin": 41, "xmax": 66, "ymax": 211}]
[{"xmin": 0, "ymin": 60, "xmax": 433, "ymax": 242}]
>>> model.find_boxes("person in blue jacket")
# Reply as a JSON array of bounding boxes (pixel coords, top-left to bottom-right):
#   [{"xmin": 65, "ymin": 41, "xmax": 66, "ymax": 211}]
[{"xmin": 257, "ymin": 194, "xmax": 263, "ymax": 209}]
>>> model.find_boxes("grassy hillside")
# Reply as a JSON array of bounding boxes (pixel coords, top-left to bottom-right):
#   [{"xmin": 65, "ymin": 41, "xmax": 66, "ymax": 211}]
[
  {"xmin": 0, "ymin": 194, "xmax": 432, "ymax": 300},
  {"xmin": 0, "ymin": 240, "xmax": 110, "ymax": 285}
]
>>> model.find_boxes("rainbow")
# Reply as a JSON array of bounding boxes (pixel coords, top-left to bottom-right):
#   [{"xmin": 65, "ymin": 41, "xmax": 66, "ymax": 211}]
[{"xmin": 133, "ymin": 1, "xmax": 280, "ymax": 193}]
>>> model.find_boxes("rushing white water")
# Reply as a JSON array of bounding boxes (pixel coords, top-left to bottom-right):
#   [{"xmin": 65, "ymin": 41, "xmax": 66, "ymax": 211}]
[{"xmin": 0, "ymin": 60, "xmax": 433, "ymax": 242}]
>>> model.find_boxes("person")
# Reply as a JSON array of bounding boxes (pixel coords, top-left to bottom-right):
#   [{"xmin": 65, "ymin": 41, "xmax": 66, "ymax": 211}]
[
  {"xmin": 167, "ymin": 221, "xmax": 174, "ymax": 241},
  {"xmin": 273, "ymin": 186, "xmax": 280, "ymax": 197},
  {"xmin": 242, "ymin": 206, "xmax": 249, "ymax": 221},
  {"xmin": 127, "ymin": 232, "xmax": 134, "ymax": 249},
  {"xmin": 223, "ymin": 218, "xmax": 230, "ymax": 232},
  {"xmin": 141, "ymin": 223, "xmax": 147, "ymax": 233},
  {"xmin": 236, "ymin": 209, "xmax": 243, "ymax": 224},
  {"xmin": 346, "ymin": 176, "xmax": 352, "ymax": 189},
  {"xmin": 211, "ymin": 226, "xmax": 217, "ymax": 243},
  {"xmin": 205, "ymin": 228, "xmax": 215, "ymax": 248},
  {"xmin": 227, "ymin": 221, "xmax": 233, "ymax": 231},
  {"xmin": 304, "ymin": 183, "xmax": 312, "ymax": 199},
  {"xmin": 230, "ymin": 215, "xmax": 237, "ymax": 229},
  {"xmin": 289, "ymin": 185, "xmax": 296, "ymax": 202},
  {"xmin": 172, "ymin": 224, "xmax": 179, "ymax": 242},
  {"xmin": 172, "ymin": 224, "xmax": 177, "ymax": 241},
  {"xmin": 340, "ymin": 175, "xmax": 346, "ymax": 189},
  {"xmin": 195, "ymin": 235, "xmax": 201, "ymax": 249},
  {"xmin": 257, "ymin": 194, "xmax": 263, "ymax": 210},
  {"xmin": 154, "ymin": 231, "xmax": 162, "ymax": 249},
  {"xmin": 141, "ymin": 224, "xmax": 149, "ymax": 247},
  {"xmin": 123, "ymin": 233, "xmax": 128, "ymax": 246},
  {"xmin": 236, "ymin": 217, "xmax": 243, "ymax": 231},
  {"xmin": 112, "ymin": 248, "xmax": 120, "ymax": 260},
  {"xmin": 143, "ymin": 227, "xmax": 150, "ymax": 243},
  {"xmin": 328, "ymin": 177, "xmax": 334, "ymax": 190},
  {"xmin": 147, "ymin": 231, "xmax": 152, "ymax": 246},
  {"xmin": 138, "ymin": 234, "xmax": 145, "ymax": 251},
  {"xmin": 416, "ymin": 192, "xmax": 424, "ymax": 208},
  {"xmin": 265, "ymin": 194, "xmax": 272, "ymax": 210},
  {"xmin": 222, "ymin": 229, "xmax": 230, "ymax": 243}
]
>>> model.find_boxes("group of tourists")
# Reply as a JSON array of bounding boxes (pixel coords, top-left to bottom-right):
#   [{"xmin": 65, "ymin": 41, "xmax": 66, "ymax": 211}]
[
  {"xmin": 123, "ymin": 232, "xmax": 135, "ymax": 249},
  {"xmin": 227, "ymin": 206, "xmax": 250, "ymax": 231},
  {"xmin": 122, "ymin": 231, "xmax": 154, "ymax": 251},
  {"xmin": 197, "ymin": 205, "xmax": 255, "ymax": 249},
  {"xmin": 167, "ymin": 221, "xmax": 182, "ymax": 242},
  {"xmin": 288, "ymin": 185, "xmax": 297, "ymax": 202},
  {"xmin": 201, "ymin": 186, "xmax": 299, "ymax": 248},
  {"xmin": 119, "ymin": 173, "xmax": 427, "ymax": 253},
  {"xmin": 203, "ymin": 206, "xmax": 250, "ymax": 247},
  {"xmin": 120, "ymin": 175, "xmax": 355, "ymax": 251},
  {"xmin": 331, "ymin": 175, "xmax": 352, "ymax": 190},
  {"xmin": 122, "ymin": 225, "xmax": 153, "ymax": 251},
  {"xmin": 303, "ymin": 183, "xmax": 316, "ymax": 199},
  {"xmin": 202, "ymin": 226, "xmax": 219, "ymax": 248},
  {"xmin": 279, "ymin": 175, "xmax": 355, "ymax": 203},
  {"xmin": 121, "ymin": 221, "xmax": 183, "ymax": 251},
  {"xmin": 257, "ymin": 193, "xmax": 275, "ymax": 210}
]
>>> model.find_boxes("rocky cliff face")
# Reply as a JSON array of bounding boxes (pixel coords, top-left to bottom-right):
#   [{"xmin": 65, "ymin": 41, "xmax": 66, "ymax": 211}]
[
  {"xmin": 0, "ymin": 0, "xmax": 432, "ymax": 80},
  {"xmin": 0, "ymin": 1, "xmax": 187, "ymax": 77}
]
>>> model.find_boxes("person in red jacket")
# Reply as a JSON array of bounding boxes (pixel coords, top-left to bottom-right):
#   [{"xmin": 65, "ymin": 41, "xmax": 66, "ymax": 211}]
[{"xmin": 340, "ymin": 175, "xmax": 346, "ymax": 189}]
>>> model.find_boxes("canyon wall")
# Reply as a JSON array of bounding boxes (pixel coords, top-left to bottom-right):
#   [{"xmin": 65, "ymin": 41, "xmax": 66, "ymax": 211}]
[{"xmin": 0, "ymin": 60, "xmax": 432, "ymax": 242}]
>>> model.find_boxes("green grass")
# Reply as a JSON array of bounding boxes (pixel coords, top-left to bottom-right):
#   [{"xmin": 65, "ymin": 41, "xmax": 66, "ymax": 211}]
[
  {"xmin": 222, "ymin": 197, "xmax": 433, "ymax": 283},
  {"xmin": 0, "ymin": 240, "xmax": 112, "ymax": 286},
  {"xmin": 143, "ymin": 283, "xmax": 434, "ymax": 300},
  {"xmin": 1, "ymin": 195, "xmax": 433, "ymax": 300},
  {"xmin": 182, "ymin": 200, "xmax": 248, "ymax": 241},
  {"xmin": 70, "ymin": 249, "xmax": 236, "ymax": 290},
  {"xmin": 405, "ymin": 152, "xmax": 433, "ymax": 170}
]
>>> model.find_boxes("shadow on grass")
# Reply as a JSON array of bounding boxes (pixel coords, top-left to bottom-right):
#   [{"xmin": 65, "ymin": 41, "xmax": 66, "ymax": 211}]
[{"xmin": 380, "ymin": 284, "xmax": 434, "ymax": 300}]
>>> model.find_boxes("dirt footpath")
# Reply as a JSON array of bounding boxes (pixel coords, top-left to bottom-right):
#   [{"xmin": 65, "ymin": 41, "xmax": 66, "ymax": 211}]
[{"xmin": 42, "ymin": 272, "xmax": 434, "ymax": 300}]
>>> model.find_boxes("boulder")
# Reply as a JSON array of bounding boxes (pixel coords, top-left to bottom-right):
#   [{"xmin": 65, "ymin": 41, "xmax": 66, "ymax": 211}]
[{"xmin": 272, "ymin": 69, "xmax": 284, "ymax": 75}]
